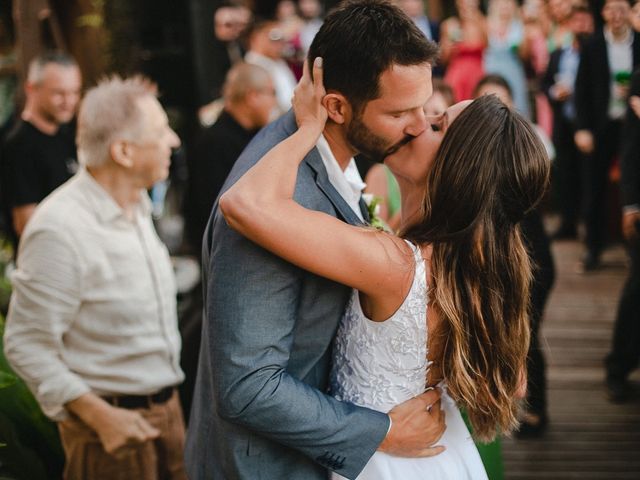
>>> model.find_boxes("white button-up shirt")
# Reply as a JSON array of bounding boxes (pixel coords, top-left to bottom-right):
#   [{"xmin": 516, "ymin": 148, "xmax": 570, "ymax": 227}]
[
  {"xmin": 605, "ymin": 27, "xmax": 634, "ymax": 119},
  {"xmin": 4, "ymin": 168, "xmax": 184, "ymax": 421}
]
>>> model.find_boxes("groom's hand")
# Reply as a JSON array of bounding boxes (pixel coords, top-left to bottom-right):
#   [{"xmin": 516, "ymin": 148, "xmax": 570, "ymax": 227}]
[{"xmin": 378, "ymin": 389, "xmax": 446, "ymax": 457}]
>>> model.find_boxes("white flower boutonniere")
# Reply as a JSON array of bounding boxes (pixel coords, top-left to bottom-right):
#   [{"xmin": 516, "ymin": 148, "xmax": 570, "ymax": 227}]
[{"xmin": 362, "ymin": 193, "xmax": 388, "ymax": 231}]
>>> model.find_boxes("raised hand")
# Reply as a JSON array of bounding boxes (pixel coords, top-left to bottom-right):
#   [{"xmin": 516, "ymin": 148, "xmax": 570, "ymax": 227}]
[{"xmin": 293, "ymin": 57, "xmax": 328, "ymax": 137}]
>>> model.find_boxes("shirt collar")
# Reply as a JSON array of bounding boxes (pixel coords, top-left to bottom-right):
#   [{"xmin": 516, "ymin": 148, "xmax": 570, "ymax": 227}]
[
  {"xmin": 76, "ymin": 167, "xmax": 152, "ymax": 224},
  {"xmin": 315, "ymin": 134, "xmax": 366, "ymax": 218},
  {"xmin": 604, "ymin": 26, "xmax": 633, "ymax": 47}
]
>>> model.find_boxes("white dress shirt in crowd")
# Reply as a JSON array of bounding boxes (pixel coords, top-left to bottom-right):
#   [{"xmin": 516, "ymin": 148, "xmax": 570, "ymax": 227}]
[
  {"xmin": 4, "ymin": 168, "xmax": 184, "ymax": 421},
  {"xmin": 605, "ymin": 26, "xmax": 634, "ymax": 120},
  {"xmin": 245, "ymin": 50, "xmax": 298, "ymax": 114},
  {"xmin": 315, "ymin": 134, "xmax": 366, "ymax": 221}
]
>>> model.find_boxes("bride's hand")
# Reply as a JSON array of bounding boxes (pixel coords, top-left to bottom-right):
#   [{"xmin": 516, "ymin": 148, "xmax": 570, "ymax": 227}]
[{"xmin": 293, "ymin": 57, "xmax": 327, "ymax": 137}]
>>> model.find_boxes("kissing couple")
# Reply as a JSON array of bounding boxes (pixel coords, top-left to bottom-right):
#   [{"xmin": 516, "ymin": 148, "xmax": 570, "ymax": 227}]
[{"xmin": 186, "ymin": 1, "xmax": 550, "ymax": 479}]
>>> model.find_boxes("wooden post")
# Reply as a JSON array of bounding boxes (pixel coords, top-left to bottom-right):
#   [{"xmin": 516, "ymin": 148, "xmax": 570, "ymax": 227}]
[
  {"xmin": 13, "ymin": 0, "xmax": 54, "ymax": 94},
  {"xmin": 13, "ymin": 0, "xmax": 108, "ymax": 97},
  {"xmin": 49, "ymin": 0, "xmax": 108, "ymax": 86}
]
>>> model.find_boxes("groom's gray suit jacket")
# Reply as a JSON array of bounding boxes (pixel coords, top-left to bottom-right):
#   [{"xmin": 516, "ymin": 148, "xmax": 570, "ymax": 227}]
[{"xmin": 184, "ymin": 111, "xmax": 389, "ymax": 479}]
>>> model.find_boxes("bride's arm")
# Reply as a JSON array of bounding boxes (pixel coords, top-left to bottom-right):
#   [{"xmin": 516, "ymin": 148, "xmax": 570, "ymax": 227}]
[{"xmin": 220, "ymin": 58, "xmax": 412, "ymax": 299}]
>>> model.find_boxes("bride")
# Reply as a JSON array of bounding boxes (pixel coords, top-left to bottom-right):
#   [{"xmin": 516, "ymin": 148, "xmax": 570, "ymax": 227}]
[{"xmin": 220, "ymin": 58, "xmax": 550, "ymax": 479}]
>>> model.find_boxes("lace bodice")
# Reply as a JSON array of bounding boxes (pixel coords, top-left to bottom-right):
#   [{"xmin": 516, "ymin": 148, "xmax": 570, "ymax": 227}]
[{"xmin": 330, "ymin": 241, "xmax": 430, "ymax": 413}]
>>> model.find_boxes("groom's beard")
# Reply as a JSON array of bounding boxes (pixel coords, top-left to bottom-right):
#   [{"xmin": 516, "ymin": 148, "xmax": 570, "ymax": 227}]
[{"xmin": 346, "ymin": 115, "xmax": 413, "ymax": 163}]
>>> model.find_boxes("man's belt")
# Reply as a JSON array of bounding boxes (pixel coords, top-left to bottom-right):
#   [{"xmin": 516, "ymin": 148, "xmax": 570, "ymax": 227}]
[{"xmin": 102, "ymin": 386, "xmax": 175, "ymax": 409}]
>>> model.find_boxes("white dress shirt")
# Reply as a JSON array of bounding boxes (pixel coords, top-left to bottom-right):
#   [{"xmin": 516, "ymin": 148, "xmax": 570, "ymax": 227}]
[
  {"xmin": 315, "ymin": 134, "xmax": 366, "ymax": 221},
  {"xmin": 605, "ymin": 27, "xmax": 634, "ymax": 120},
  {"xmin": 4, "ymin": 168, "xmax": 184, "ymax": 421}
]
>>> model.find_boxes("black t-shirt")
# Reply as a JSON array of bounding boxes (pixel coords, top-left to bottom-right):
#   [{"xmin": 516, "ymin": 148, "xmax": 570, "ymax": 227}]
[
  {"xmin": 2, "ymin": 120, "xmax": 78, "ymax": 208},
  {"xmin": 184, "ymin": 110, "xmax": 258, "ymax": 253}
]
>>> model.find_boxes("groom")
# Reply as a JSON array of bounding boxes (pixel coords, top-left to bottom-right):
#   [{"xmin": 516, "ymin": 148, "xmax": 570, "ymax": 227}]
[{"xmin": 185, "ymin": 1, "xmax": 442, "ymax": 478}]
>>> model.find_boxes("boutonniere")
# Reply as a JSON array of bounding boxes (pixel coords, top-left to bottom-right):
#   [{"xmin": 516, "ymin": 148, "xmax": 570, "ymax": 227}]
[{"xmin": 362, "ymin": 193, "xmax": 389, "ymax": 231}]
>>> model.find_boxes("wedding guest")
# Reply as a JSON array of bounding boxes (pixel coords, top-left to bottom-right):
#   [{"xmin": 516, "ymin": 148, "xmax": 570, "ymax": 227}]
[
  {"xmin": 398, "ymin": 0, "xmax": 440, "ymax": 42},
  {"xmin": 1, "ymin": 51, "xmax": 81, "ymax": 243},
  {"xmin": 520, "ymin": 0, "xmax": 553, "ymax": 136},
  {"xmin": 198, "ymin": 1, "xmax": 252, "ymax": 126},
  {"xmin": 441, "ymin": 0, "xmax": 487, "ymax": 101},
  {"xmin": 267, "ymin": 0, "xmax": 305, "ymax": 79},
  {"xmin": 212, "ymin": 2, "xmax": 252, "ymax": 97},
  {"xmin": 631, "ymin": 0, "xmax": 640, "ymax": 32},
  {"xmin": 484, "ymin": 0, "xmax": 530, "ymax": 118},
  {"xmin": 245, "ymin": 17, "xmax": 298, "ymax": 115},
  {"xmin": 574, "ymin": 0, "xmax": 640, "ymax": 271},
  {"xmin": 298, "ymin": 0, "xmax": 324, "ymax": 56},
  {"xmin": 542, "ymin": 4, "xmax": 594, "ymax": 240},
  {"xmin": 605, "ymin": 66, "xmax": 640, "ymax": 402},
  {"xmin": 186, "ymin": 62, "xmax": 277, "ymax": 254},
  {"xmin": 3, "ymin": 75, "xmax": 186, "ymax": 480},
  {"xmin": 424, "ymin": 79, "xmax": 455, "ymax": 115},
  {"xmin": 547, "ymin": 0, "xmax": 574, "ymax": 52}
]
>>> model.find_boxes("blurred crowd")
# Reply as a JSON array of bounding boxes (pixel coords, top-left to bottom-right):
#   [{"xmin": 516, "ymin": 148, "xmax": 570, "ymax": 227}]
[{"xmin": 0, "ymin": 0, "xmax": 639, "ymax": 478}]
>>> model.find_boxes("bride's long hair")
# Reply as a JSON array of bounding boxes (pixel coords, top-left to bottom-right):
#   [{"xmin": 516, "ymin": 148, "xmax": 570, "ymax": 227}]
[{"xmin": 403, "ymin": 95, "xmax": 550, "ymax": 441}]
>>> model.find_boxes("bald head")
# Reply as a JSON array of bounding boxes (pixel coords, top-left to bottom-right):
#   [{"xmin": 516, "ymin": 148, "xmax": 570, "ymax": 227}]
[
  {"xmin": 223, "ymin": 62, "xmax": 271, "ymax": 103},
  {"xmin": 222, "ymin": 62, "xmax": 277, "ymax": 128}
]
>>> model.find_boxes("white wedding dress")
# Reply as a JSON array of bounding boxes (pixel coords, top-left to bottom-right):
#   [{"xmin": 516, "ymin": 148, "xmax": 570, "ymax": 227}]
[{"xmin": 330, "ymin": 241, "xmax": 488, "ymax": 480}]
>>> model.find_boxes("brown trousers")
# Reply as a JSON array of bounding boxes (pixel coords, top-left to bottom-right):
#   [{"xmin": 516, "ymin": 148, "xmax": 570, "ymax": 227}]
[{"xmin": 58, "ymin": 391, "xmax": 187, "ymax": 480}]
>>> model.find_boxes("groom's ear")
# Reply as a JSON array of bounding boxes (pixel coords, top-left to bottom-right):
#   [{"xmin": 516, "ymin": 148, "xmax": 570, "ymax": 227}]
[{"xmin": 323, "ymin": 93, "xmax": 351, "ymax": 125}]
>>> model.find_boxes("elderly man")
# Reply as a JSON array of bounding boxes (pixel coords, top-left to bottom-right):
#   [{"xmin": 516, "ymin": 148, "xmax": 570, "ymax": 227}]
[
  {"xmin": 4, "ymin": 76, "xmax": 186, "ymax": 480},
  {"xmin": 574, "ymin": 0, "xmax": 640, "ymax": 270},
  {"xmin": 2, "ymin": 51, "xmax": 81, "ymax": 240}
]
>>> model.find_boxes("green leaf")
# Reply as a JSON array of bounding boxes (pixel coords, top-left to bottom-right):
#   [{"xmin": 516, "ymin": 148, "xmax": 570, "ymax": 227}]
[{"xmin": 0, "ymin": 371, "xmax": 16, "ymax": 390}]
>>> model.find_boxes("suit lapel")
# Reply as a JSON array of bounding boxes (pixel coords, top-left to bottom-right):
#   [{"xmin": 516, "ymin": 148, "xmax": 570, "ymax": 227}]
[
  {"xmin": 359, "ymin": 196, "xmax": 371, "ymax": 223},
  {"xmin": 305, "ymin": 150, "xmax": 365, "ymax": 227},
  {"xmin": 633, "ymin": 32, "xmax": 640, "ymax": 67}
]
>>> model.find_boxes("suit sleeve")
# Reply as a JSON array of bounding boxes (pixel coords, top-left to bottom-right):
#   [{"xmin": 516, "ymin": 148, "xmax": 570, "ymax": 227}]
[
  {"xmin": 620, "ymin": 69, "xmax": 640, "ymax": 207},
  {"xmin": 542, "ymin": 52, "xmax": 561, "ymax": 107},
  {"xmin": 202, "ymin": 132, "xmax": 389, "ymax": 479},
  {"xmin": 574, "ymin": 41, "xmax": 593, "ymax": 132}
]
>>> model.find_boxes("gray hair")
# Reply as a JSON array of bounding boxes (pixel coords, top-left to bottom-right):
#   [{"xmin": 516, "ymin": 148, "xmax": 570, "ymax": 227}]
[
  {"xmin": 27, "ymin": 51, "xmax": 79, "ymax": 84},
  {"xmin": 76, "ymin": 75, "xmax": 157, "ymax": 168}
]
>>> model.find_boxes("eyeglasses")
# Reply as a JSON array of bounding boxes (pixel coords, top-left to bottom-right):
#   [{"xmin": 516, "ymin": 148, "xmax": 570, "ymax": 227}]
[{"xmin": 268, "ymin": 28, "xmax": 285, "ymax": 42}]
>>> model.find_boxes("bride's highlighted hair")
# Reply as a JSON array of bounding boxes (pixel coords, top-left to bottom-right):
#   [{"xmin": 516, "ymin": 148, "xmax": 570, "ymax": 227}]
[{"xmin": 403, "ymin": 95, "xmax": 550, "ymax": 441}]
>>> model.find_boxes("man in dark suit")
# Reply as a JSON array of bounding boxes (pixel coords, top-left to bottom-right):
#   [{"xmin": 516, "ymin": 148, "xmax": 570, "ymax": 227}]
[
  {"xmin": 185, "ymin": 2, "xmax": 445, "ymax": 479},
  {"xmin": 605, "ymin": 66, "xmax": 640, "ymax": 402},
  {"xmin": 543, "ymin": 4, "xmax": 594, "ymax": 239},
  {"xmin": 574, "ymin": 0, "xmax": 640, "ymax": 270}
]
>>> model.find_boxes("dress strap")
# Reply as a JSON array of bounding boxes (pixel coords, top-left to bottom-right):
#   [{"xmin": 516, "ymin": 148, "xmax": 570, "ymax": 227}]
[{"xmin": 403, "ymin": 240, "xmax": 426, "ymax": 268}]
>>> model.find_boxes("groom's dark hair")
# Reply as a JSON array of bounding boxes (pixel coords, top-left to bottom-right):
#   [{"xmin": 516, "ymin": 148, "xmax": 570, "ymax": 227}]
[{"xmin": 307, "ymin": 0, "xmax": 439, "ymax": 113}]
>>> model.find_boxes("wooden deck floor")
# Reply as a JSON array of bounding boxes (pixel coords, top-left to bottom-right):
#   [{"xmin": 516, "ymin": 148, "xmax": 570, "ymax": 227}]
[{"xmin": 502, "ymin": 239, "xmax": 640, "ymax": 479}]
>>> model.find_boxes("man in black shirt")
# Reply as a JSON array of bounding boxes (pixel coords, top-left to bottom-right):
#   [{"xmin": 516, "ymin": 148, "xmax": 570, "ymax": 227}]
[
  {"xmin": 2, "ymin": 51, "xmax": 81, "ymax": 240},
  {"xmin": 185, "ymin": 62, "xmax": 276, "ymax": 254}
]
